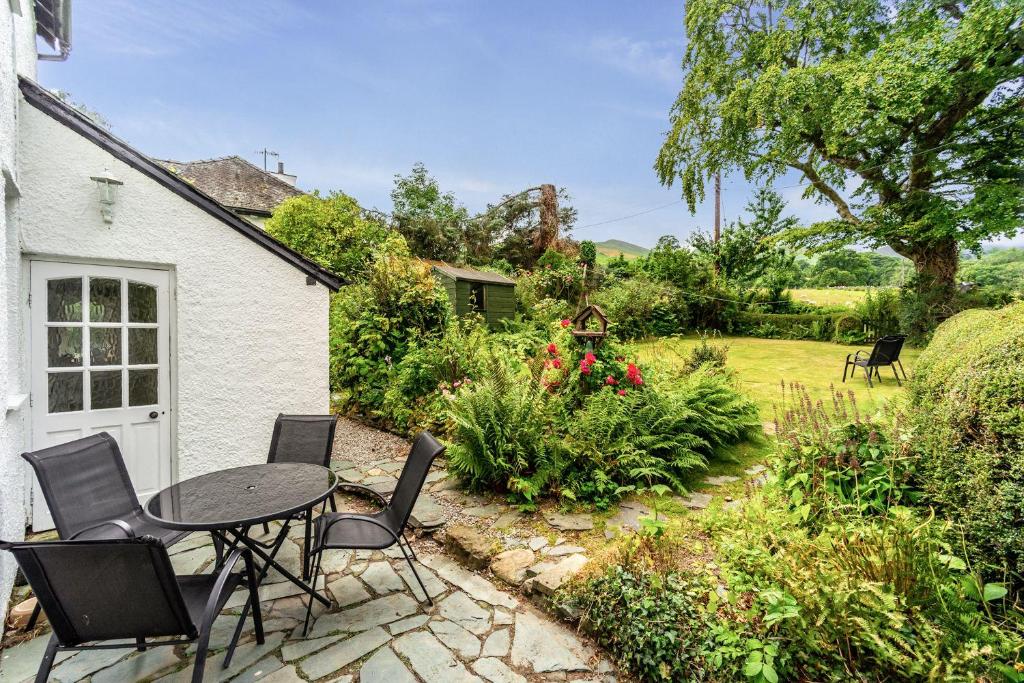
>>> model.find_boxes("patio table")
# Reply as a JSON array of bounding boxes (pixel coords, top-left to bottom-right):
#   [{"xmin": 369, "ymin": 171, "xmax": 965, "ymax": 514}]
[{"xmin": 144, "ymin": 462, "xmax": 336, "ymax": 665}]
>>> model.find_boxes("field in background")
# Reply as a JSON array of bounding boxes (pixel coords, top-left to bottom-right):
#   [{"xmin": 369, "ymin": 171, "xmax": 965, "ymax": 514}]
[
  {"xmin": 787, "ymin": 287, "xmax": 877, "ymax": 308},
  {"xmin": 595, "ymin": 239, "xmax": 649, "ymax": 264}
]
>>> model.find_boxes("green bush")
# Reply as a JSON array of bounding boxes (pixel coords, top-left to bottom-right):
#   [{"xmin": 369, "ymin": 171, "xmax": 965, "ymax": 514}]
[
  {"xmin": 445, "ymin": 354, "xmax": 559, "ymax": 506},
  {"xmin": 595, "ymin": 277, "xmax": 687, "ymax": 340},
  {"xmin": 683, "ymin": 331, "xmax": 729, "ymax": 373},
  {"xmin": 909, "ymin": 302, "xmax": 1024, "ymax": 580}
]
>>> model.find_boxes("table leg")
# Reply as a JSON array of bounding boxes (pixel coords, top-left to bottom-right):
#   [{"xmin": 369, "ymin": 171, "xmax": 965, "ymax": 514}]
[{"xmin": 221, "ymin": 522, "xmax": 330, "ymax": 668}]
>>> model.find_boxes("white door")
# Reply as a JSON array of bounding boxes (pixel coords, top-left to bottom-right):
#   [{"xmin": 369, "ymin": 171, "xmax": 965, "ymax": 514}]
[{"xmin": 30, "ymin": 261, "xmax": 172, "ymax": 530}]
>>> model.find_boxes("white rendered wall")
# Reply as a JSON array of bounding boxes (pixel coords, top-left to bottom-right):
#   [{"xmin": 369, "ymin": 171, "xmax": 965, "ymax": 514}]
[
  {"xmin": 0, "ymin": 1, "xmax": 40, "ymax": 624},
  {"xmin": 18, "ymin": 103, "xmax": 330, "ymax": 488}
]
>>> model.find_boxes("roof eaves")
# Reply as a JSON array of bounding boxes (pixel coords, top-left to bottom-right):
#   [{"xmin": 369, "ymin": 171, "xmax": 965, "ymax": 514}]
[{"xmin": 20, "ymin": 78, "xmax": 343, "ymax": 291}]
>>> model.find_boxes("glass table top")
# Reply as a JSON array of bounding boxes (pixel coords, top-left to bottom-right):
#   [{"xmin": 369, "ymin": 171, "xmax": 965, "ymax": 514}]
[{"xmin": 144, "ymin": 463, "xmax": 337, "ymax": 530}]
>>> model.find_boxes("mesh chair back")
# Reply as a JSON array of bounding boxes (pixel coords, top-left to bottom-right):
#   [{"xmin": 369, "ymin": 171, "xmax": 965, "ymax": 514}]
[
  {"xmin": 384, "ymin": 432, "xmax": 446, "ymax": 532},
  {"xmin": 21, "ymin": 433, "xmax": 140, "ymax": 539},
  {"xmin": 267, "ymin": 414, "xmax": 338, "ymax": 467},
  {"xmin": 868, "ymin": 335, "xmax": 906, "ymax": 365},
  {"xmin": 3, "ymin": 537, "xmax": 195, "ymax": 645}
]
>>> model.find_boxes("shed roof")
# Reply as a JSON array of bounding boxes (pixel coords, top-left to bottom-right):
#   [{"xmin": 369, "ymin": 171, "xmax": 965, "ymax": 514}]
[
  {"xmin": 19, "ymin": 78, "xmax": 342, "ymax": 290},
  {"xmin": 154, "ymin": 156, "xmax": 303, "ymax": 216},
  {"xmin": 430, "ymin": 263, "xmax": 515, "ymax": 286}
]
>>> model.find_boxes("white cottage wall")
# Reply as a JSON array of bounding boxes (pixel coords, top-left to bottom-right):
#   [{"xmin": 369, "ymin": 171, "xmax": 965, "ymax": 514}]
[
  {"xmin": 0, "ymin": 2, "xmax": 40, "ymax": 623},
  {"xmin": 17, "ymin": 102, "xmax": 330, "ymax": 487}
]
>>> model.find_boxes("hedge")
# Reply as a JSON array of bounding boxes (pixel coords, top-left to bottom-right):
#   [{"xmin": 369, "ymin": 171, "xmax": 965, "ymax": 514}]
[
  {"xmin": 736, "ymin": 311, "xmax": 859, "ymax": 342},
  {"xmin": 909, "ymin": 302, "xmax": 1024, "ymax": 579}
]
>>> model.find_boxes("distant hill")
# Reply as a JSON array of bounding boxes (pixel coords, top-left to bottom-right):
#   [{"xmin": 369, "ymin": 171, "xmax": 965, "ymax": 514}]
[{"xmin": 595, "ymin": 239, "xmax": 650, "ymax": 261}]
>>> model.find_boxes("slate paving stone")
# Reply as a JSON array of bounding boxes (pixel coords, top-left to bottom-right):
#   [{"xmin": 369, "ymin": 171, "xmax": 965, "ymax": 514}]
[
  {"xmin": 247, "ymin": 662, "xmax": 304, "ymax": 682},
  {"xmin": 394, "ymin": 560, "xmax": 448, "ymax": 600},
  {"xmin": 528, "ymin": 536, "xmax": 550, "ymax": 551},
  {"xmin": 606, "ymin": 501, "xmax": 651, "ymax": 533},
  {"xmin": 473, "ymin": 657, "xmax": 528, "ymax": 683},
  {"xmin": 11, "ymin": 640, "xmax": 117, "ymax": 683},
  {"xmin": 745, "ymin": 464, "xmax": 767, "ymax": 476},
  {"xmin": 326, "ymin": 574, "xmax": 372, "ymax": 607},
  {"xmin": 482, "ymin": 628, "xmax": 511, "ymax": 657},
  {"xmin": 531, "ymin": 555, "xmax": 589, "ymax": 597},
  {"xmin": 422, "ymin": 554, "xmax": 518, "ymax": 608},
  {"xmin": 310, "ymin": 593, "xmax": 420, "ymax": 637},
  {"xmin": 91, "ymin": 645, "xmax": 180, "ymax": 683},
  {"xmin": 544, "ymin": 512, "xmax": 594, "ymax": 531},
  {"xmin": 298, "ymin": 627, "xmax": 390, "ymax": 680},
  {"xmin": 438, "ymin": 591, "xmax": 492, "ymax": 635},
  {"xmin": 230, "ymin": 655, "xmax": 288, "ymax": 683},
  {"xmin": 493, "ymin": 608, "xmax": 514, "ymax": 626},
  {"xmin": 392, "ymin": 631, "xmax": 482, "ymax": 682},
  {"xmin": 545, "ymin": 544, "xmax": 586, "ymax": 557},
  {"xmin": 359, "ymin": 646, "xmax": 417, "ymax": 683},
  {"xmin": 676, "ymin": 492, "xmax": 714, "ymax": 509},
  {"xmin": 170, "ymin": 543, "xmax": 217, "ymax": 575},
  {"xmin": 361, "ymin": 561, "xmax": 406, "ymax": 594},
  {"xmin": 281, "ymin": 633, "xmax": 343, "ymax": 662},
  {"xmin": 424, "ymin": 469, "xmax": 448, "ymax": 484},
  {"xmin": 490, "ymin": 511, "xmax": 523, "ymax": 530},
  {"xmin": 490, "ymin": 549, "xmax": 534, "ymax": 585},
  {"xmin": 338, "ymin": 468, "xmax": 363, "ymax": 483},
  {"xmin": 409, "ymin": 493, "xmax": 446, "ymax": 529},
  {"xmin": 388, "ymin": 614, "xmax": 430, "ymax": 635},
  {"xmin": 704, "ymin": 475, "xmax": 740, "ymax": 486},
  {"xmin": 429, "ymin": 618, "xmax": 483, "ymax": 658},
  {"xmin": 511, "ymin": 611, "xmax": 591, "ymax": 673},
  {"xmin": 463, "ymin": 504, "xmax": 504, "ymax": 518}
]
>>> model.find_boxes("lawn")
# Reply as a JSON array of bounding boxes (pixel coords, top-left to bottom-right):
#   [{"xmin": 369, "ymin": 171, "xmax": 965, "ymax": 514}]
[
  {"xmin": 628, "ymin": 335, "xmax": 920, "ymax": 492},
  {"xmin": 633, "ymin": 334, "xmax": 919, "ymax": 420}
]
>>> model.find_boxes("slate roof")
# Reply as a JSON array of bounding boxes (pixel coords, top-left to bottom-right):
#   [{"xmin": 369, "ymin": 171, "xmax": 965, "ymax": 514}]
[
  {"xmin": 154, "ymin": 156, "xmax": 304, "ymax": 216},
  {"xmin": 431, "ymin": 263, "xmax": 515, "ymax": 286},
  {"xmin": 19, "ymin": 78, "xmax": 342, "ymax": 290}
]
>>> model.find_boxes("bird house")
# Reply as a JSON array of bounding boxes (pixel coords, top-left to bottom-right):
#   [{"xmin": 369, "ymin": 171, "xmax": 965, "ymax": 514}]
[{"xmin": 571, "ymin": 304, "xmax": 609, "ymax": 346}]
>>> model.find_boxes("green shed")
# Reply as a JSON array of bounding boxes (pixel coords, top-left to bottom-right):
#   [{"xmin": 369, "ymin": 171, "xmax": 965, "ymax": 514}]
[{"xmin": 431, "ymin": 263, "xmax": 516, "ymax": 326}]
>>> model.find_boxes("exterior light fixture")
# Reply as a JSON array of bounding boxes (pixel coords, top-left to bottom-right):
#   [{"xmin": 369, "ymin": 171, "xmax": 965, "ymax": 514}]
[{"xmin": 89, "ymin": 167, "xmax": 123, "ymax": 224}]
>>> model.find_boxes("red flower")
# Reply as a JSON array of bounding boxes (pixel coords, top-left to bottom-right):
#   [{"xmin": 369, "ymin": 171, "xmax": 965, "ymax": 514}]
[
  {"xmin": 617, "ymin": 389, "xmax": 627, "ymax": 396},
  {"xmin": 585, "ymin": 352, "xmax": 597, "ymax": 364},
  {"xmin": 552, "ymin": 358, "xmax": 562, "ymax": 369},
  {"xmin": 631, "ymin": 376, "xmax": 644, "ymax": 386},
  {"xmin": 547, "ymin": 343, "xmax": 558, "ymax": 355},
  {"xmin": 560, "ymin": 319, "xmax": 571, "ymax": 328},
  {"xmin": 579, "ymin": 360, "xmax": 592, "ymax": 375},
  {"xmin": 605, "ymin": 375, "xmax": 618, "ymax": 385}
]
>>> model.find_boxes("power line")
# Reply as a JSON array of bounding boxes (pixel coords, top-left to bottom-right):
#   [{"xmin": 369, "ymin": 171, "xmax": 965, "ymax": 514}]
[{"xmin": 574, "ymin": 199, "xmax": 684, "ymax": 231}]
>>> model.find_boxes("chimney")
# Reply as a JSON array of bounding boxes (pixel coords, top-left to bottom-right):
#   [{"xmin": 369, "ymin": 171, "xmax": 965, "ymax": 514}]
[{"xmin": 269, "ymin": 160, "xmax": 297, "ymax": 187}]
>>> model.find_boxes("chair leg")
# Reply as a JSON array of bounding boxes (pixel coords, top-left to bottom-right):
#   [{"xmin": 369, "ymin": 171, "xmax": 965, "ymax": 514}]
[
  {"xmin": 135, "ymin": 637, "xmax": 147, "ymax": 652},
  {"xmin": 23, "ymin": 601, "xmax": 41, "ymax": 631},
  {"xmin": 864, "ymin": 366, "xmax": 873, "ymax": 388},
  {"xmin": 897, "ymin": 359, "xmax": 908, "ymax": 380},
  {"xmin": 212, "ymin": 533, "xmax": 223, "ymax": 568},
  {"xmin": 244, "ymin": 552, "xmax": 265, "ymax": 645},
  {"xmin": 303, "ymin": 512, "xmax": 312, "ymax": 581},
  {"xmin": 192, "ymin": 631, "xmax": 210, "ymax": 683},
  {"xmin": 261, "ymin": 522, "xmax": 270, "ymax": 536},
  {"xmin": 401, "ymin": 533, "xmax": 418, "ymax": 562},
  {"xmin": 842, "ymin": 361, "xmax": 849, "ymax": 383},
  {"xmin": 34, "ymin": 634, "xmax": 59, "ymax": 683},
  {"xmin": 328, "ymin": 495, "xmax": 337, "ymax": 512},
  {"xmin": 398, "ymin": 543, "xmax": 433, "ymax": 607},
  {"xmin": 303, "ymin": 549, "xmax": 325, "ymax": 637},
  {"xmin": 891, "ymin": 364, "xmax": 902, "ymax": 386}
]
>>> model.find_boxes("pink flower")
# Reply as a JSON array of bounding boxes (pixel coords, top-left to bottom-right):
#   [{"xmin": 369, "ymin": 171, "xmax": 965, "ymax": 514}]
[
  {"xmin": 547, "ymin": 343, "xmax": 558, "ymax": 355},
  {"xmin": 552, "ymin": 358, "xmax": 562, "ymax": 369},
  {"xmin": 560, "ymin": 319, "xmax": 571, "ymax": 328},
  {"xmin": 617, "ymin": 389, "xmax": 627, "ymax": 396},
  {"xmin": 631, "ymin": 376, "xmax": 643, "ymax": 386},
  {"xmin": 579, "ymin": 360, "xmax": 592, "ymax": 375},
  {"xmin": 605, "ymin": 376, "xmax": 618, "ymax": 386},
  {"xmin": 585, "ymin": 352, "xmax": 597, "ymax": 364}
]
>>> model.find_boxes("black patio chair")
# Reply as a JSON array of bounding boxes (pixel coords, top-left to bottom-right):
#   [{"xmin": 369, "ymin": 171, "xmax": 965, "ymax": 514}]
[
  {"xmin": 259, "ymin": 414, "xmax": 338, "ymax": 577},
  {"xmin": 19, "ymin": 433, "xmax": 215, "ymax": 630},
  {"xmin": 842, "ymin": 334, "xmax": 908, "ymax": 387},
  {"xmin": 303, "ymin": 431, "xmax": 446, "ymax": 635},
  {"xmin": 0, "ymin": 536, "xmax": 262, "ymax": 683}
]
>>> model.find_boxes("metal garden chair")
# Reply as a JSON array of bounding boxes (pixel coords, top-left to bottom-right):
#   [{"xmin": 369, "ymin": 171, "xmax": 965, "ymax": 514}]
[
  {"xmin": 259, "ymin": 414, "xmax": 338, "ymax": 577},
  {"xmin": 842, "ymin": 334, "xmax": 908, "ymax": 387},
  {"xmin": 0, "ymin": 536, "xmax": 262, "ymax": 683},
  {"xmin": 303, "ymin": 431, "xmax": 446, "ymax": 635},
  {"xmin": 19, "ymin": 433, "xmax": 210, "ymax": 630}
]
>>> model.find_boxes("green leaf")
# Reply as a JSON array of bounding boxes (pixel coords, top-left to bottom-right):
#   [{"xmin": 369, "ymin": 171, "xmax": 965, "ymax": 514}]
[
  {"xmin": 743, "ymin": 660, "xmax": 763, "ymax": 677},
  {"xmin": 983, "ymin": 583, "xmax": 1008, "ymax": 602},
  {"xmin": 762, "ymin": 663, "xmax": 779, "ymax": 683}
]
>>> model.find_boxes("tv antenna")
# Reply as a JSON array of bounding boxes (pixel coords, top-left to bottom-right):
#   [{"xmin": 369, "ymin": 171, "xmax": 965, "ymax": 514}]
[{"xmin": 254, "ymin": 148, "xmax": 279, "ymax": 171}]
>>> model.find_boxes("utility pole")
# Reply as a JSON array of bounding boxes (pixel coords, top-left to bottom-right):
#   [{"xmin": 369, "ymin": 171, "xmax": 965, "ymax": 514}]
[
  {"xmin": 254, "ymin": 148, "xmax": 279, "ymax": 171},
  {"xmin": 713, "ymin": 171, "xmax": 721, "ymax": 243}
]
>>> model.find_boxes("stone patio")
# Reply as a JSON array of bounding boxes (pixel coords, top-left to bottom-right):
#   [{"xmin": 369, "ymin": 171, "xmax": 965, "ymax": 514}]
[{"xmin": 0, "ymin": 526, "xmax": 615, "ymax": 682}]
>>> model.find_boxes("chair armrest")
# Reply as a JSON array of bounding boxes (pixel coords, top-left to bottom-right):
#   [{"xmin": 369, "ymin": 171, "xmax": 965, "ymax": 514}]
[
  {"xmin": 335, "ymin": 482, "xmax": 390, "ymax": 507},
  {"xmin": 315, "ymin": 513, "xmax": 401, "ymax": 552},
  {"xmin": 68, "ymin": 519, "xmax": 136, "ymax": 540},
  {"xmin": 854, "ymin": 350, "xmax": 868, "ymax": 360}
]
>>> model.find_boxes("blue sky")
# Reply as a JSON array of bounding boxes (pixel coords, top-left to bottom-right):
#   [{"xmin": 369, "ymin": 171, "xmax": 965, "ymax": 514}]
[{"xmin": 38, "ymin": 1, "xmax": 1017, "ymax": 250}]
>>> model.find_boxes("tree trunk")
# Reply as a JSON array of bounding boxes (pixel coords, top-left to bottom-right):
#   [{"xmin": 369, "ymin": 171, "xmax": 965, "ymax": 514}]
[{"xmin": 906, "ymin": 238, "xmax": 959, "ymax": 291}]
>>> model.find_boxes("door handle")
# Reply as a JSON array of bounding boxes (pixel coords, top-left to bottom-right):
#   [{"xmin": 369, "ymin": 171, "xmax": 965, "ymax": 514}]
[{"xmin": 148, "ymin": 411, "xmax": 159, "ymax": 419}]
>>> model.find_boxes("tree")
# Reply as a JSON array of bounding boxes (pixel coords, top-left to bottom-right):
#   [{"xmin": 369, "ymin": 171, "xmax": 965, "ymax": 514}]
[
  {"xmin": 690, "ymin": 188, "xmax": 798, "ymax": 288},
  {"xmin": 657, "ymin": 0, "xmax": 1024, "ymax": 294},
  {"xmin": 390, "ymin": 163, "xmax": 468, "ymax": 262},
  {"xmin": 474, "ymin": 187, "xmax": 578, "ymax": 270},
  {"xmin": 265, "ymin": 191, "xmax": 389, "ymax": 282}
]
